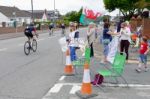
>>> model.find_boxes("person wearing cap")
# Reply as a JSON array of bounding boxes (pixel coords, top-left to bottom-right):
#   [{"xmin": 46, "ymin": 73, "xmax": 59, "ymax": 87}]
[{"xmin": 102, "ymin": 20, "xmax": 112, "ymax": 62}]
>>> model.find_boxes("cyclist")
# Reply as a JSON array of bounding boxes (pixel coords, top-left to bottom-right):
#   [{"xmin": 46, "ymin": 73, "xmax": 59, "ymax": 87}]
[
  {"xmin": 24, "ymin": 24, "xmax": 38, "ymax": 47},
  {"xmin": 61, "ymin": 23, "xmax": 65, "ymax": 36},
  {"xmin": 49, "ymin": 23, "xmax": 54, "ymax": 35}
]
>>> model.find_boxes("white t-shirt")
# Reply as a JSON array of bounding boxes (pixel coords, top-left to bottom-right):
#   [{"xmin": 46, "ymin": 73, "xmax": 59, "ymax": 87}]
[
  {"xmin": 120, "ymin": 27, "xmax": 131, "ymax": 42},
  {"xmin": 69, "ymin": 31, "xmax": 76, "ymax": 47}
]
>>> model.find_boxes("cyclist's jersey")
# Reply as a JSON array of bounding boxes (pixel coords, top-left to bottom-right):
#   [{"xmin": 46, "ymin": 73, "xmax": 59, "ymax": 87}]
[
  {"xmin": 49, "ymin": 24, "xmax": 54, "ymax": 30},
  {"xmin": 24, "ymin": 26, "xmax": 35, "ymax": 34},
  {"xmin": 24, "ymin": 28, "xmax": 31, "ymax": 33},
  {"xmin": 24, "ymin": 26, "xmax": 37, "ymax": 37},
  {"xmin": 61, "ymin": 25, "xmax": 65, "ymax": 29}
]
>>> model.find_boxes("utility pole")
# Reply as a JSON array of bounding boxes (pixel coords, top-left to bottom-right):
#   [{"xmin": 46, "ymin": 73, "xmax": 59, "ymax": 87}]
[
  {"xmin": 53, "ymin": 0, "xmax": 56, "ymax": 27},
  {"xmin": 31, "ymin": 0, "xmax": 34, "ymax": 22},
  {"xmin": 54, "ymin": 0, "xmax": 55, "ymax": 10}
]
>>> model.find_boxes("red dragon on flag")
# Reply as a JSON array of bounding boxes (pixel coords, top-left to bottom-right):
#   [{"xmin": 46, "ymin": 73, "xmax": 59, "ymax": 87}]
[{"xmin": 84, "ymin": 8, "xmax": 101, "ymax": 20}]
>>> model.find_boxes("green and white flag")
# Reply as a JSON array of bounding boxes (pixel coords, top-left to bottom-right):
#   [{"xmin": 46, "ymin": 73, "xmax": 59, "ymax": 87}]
[{"xmin": 80, "ymin": 7, "xmax": 102, "ymax": 25}]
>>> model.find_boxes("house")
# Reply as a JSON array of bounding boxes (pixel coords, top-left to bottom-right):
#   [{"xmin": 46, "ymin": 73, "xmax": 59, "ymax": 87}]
[
  {"xmin": 32, "ymin": 9, "xmax": 60, "ymax": 22},
  {"xmin": 0, "ymin": 6, "xmax": 32, "ymax": 27}
]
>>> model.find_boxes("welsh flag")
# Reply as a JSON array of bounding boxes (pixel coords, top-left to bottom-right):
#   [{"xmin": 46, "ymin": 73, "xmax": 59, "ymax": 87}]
[{"xmin": 80, "ymin": 7, "xmax": 101, "ymax": 25}]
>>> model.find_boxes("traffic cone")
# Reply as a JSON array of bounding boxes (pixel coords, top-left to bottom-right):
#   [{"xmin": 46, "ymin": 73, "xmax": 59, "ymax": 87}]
[
  {"xmin": 64, "ymin": 48, "xmax": 74, "ymax": 76},
  {"xmin": 76, "ymin": 62, "xmax": 97, "ymax": 98}
]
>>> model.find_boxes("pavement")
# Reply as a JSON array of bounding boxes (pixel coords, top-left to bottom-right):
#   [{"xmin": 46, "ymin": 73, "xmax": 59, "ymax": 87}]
[
  {"xmin": 0, "ymin": 28, "xmax": 150, "ymax": 99},
  {"xmin": 42, "ymin": 28, "xmax": 150, "ymax": 99}
]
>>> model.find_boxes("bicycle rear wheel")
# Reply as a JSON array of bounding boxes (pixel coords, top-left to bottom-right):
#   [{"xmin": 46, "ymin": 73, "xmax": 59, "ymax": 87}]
[
  {"xmin": 32, "ymin": 39, "xmax": 37, "ymax": 52},
  {"xmin": 49, "ymin": 30, "xmax": 52, "ymax": 36},
  {"xmin": 61, "ymin": 29, "xmax": 65, "ymax": 37},
  {"xmin": 24, "ymin": 41, "xmax": 30, "ymax": 55}
]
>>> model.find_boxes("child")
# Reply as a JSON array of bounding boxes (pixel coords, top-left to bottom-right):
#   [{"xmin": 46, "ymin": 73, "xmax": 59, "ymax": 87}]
[{"xmin": 136, "ymin": 36, "xmax": 149, "ymax": 73}]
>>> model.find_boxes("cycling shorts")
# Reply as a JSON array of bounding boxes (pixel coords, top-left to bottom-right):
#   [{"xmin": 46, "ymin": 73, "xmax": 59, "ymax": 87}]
[{"xmin": 24, "ymin": 31, "xmax": 33, "ymax": 38}]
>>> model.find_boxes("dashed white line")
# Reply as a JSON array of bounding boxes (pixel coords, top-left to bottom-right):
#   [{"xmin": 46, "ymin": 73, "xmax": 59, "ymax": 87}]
[
  {"xmin": 37, "ymin": 38, "xmax": 45, "ymax": 42},
  {"xmin": 49, "ymin": 83, "xmax": 63, "ymax": 93},
  {"xmin": 48, "ymin": 34, "xmax": 59, "ymax": 38},
  {"xmin": 59, "ymin": 76, "xmax": 66, "ymax": 81},
  {"xmin": 0, "ymin": 48, "xmax": 7, "ymax": 51}
]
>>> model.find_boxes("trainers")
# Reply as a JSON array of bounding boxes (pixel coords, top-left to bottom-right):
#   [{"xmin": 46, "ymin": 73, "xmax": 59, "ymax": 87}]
[{"xmin": 135, "ymin": 68, "xmax": 141, "ymax": 73}]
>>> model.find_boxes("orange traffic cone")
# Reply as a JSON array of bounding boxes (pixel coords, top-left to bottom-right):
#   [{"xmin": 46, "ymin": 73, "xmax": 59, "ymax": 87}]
[
  {"xmin": 76, "ymin": 62, "xmax": 97, "ymax": 98},
  {"xmin": 64, "ymin": 48, "xmax": 74, "ymax": 76}
]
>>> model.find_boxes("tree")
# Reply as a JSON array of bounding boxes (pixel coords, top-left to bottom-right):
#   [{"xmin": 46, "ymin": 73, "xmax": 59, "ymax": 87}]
[
  {"xmin": 64, "ymin": 8, "xmax": 83, "ymax": 23},
  {"xmin": 103, "ymin": 0, "xmax": 150, "ymax": 20},
  {"xmin": 135, "ymin": 0, "xmax": 150, "ymax": 15}
]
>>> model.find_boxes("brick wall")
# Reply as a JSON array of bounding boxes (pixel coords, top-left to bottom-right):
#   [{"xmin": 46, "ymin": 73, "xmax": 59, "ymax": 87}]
[
  {"xmin": 0, "ymin": 27, "xmax": 25, "ymax": 34},
  {"xmin": 0, "ymin": 26, "xmax": 49, "ymax": 34},
  {"xmin": 142, "ymin": 18, "xmax": 150, "ymax": 39}
]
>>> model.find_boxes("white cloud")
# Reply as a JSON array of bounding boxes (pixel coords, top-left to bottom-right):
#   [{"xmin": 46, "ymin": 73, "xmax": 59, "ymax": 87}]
[{"xmin": 0, "ymin": 0, "xmax": 107, "ymax": 15}]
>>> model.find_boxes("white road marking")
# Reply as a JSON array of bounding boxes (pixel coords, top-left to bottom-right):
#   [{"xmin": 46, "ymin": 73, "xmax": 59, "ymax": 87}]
[
  {"xmin": 49, "ymin": 83, "xmax": 63, "ymax": 93},
  {"xmin": 136, "ymin": 87, "xmax": 150, "ymax": 90},
  {"xmin": 103, "ymin": 83, "xmax": 150, "ymax": 88},
  {"xmin": 42, "ymin": 83, "xmax": 81, "ymax": 98},
  {"xmin": 49, "ymin": 83, "xmax": 150, "ymax": 88},
  {"xmin": 137, "ymin": 92, "xmax": 150, "ymax": 97},
  {"xmin": 0, "ymin": 48, "xmax": 7, "ymax": 51},
  {"xmin": 70, "ymin": 85, "xmax": 81, "ymax": 94},
  {"xmin": 59, "ymin": 76, "xmax": 66, "ymax": 81},
  {"xmin": 48, "ymin": 35, "xmax": 57, "ymax": 39},
  {"xmin": 37, "ymin": 38, "xmax": 45, "ymax": 42},
  {"xmin": 42, "ymin": 82, "xmax": 150, "ymax": 99}
]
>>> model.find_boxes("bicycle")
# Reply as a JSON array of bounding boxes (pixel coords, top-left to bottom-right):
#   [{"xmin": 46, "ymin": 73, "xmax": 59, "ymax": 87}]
[
  {"xmin": 49, "ymin": 28, "xmax": 54, "ymax": 36},
  {"xmin": 24, "ymin": 39, "xmax": 37, "ymax": 55},
  {"xmin": 61, "ymin": 29, "xmax": 65, "ymax": 37}
]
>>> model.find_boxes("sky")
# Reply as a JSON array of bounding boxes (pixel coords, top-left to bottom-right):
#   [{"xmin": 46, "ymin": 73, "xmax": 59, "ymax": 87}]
[{"xmin": 0, "ymin": 0, "xmax": 107, "ymax": 15}]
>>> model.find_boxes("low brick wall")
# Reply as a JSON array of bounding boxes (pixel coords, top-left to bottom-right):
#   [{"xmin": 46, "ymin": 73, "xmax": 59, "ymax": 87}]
[
  {"xmin": 0, "ymin": 27, "xmax": 26, "ymax": 34},
  {"xmin": 0, "ymin": 26, "xmax": 50, "ymax": 34}
]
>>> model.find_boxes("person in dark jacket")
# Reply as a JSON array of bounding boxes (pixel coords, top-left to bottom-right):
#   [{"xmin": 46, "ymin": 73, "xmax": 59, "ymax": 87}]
[
  {"xmin": 117, "ymin": 17, "xmax": 124, "ymax": 32},
  {"xmin": 102, "ymin": 20, "xmax": 112, "ymax": 62}
]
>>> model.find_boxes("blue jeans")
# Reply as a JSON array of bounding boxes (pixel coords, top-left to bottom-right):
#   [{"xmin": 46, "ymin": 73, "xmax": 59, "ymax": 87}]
[
  {"xmin": 139, "ymin": 54, "xmax": 147, "ymax": 64},
  {"xmin": 103, "ymin": 44, "xmax": 109, "ymax": 56},
  {"xmin": 70, "ymin": 46, "xmax": 77, "ymax": 61}
]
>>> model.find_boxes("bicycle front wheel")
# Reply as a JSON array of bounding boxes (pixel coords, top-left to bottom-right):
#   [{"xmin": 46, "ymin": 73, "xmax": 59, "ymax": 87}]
[
  {"xmin": 24, "ymin": 41, "xmax": 30, "ymax": 55},
  {"xmin": 32, "ymin": 39, "xmax": 37, "ymax": 52}
]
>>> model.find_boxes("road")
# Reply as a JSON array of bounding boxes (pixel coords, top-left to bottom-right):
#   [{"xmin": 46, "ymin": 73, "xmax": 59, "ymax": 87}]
[
  {"xmin": 0, "ymin": 29, "xmax": 70, "ymax": 99},
  {"xmin": 0, "ymin": 28, "xmax": 150, "ymax": 99}
]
